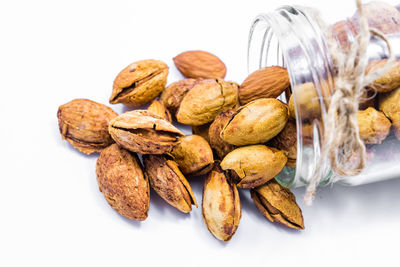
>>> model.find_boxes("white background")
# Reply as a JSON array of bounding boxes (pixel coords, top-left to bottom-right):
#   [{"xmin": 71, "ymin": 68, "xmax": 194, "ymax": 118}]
[{"xmin": 1, "ymin": 0, "xmax": 400, "ymax": 266}]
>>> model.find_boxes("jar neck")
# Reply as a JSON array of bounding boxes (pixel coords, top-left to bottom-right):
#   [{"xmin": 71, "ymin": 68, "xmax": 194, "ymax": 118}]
[{"xmin": 248, "ymin": 6, "xmax": 335, "ymax": 187}]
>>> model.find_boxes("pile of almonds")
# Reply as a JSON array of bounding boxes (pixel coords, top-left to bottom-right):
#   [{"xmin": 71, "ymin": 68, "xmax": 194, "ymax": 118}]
[{"xmin": 57, "ymin": 50, "xmax": 400, "ymax": 241}]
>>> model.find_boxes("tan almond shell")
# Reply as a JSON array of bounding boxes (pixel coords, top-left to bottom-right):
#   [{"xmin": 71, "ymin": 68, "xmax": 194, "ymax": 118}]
[
  {"xmin": 268, "ymin": 119, "xmax": 297, "ymax": 166},
  {"xmin": 173, "ymin": 50, "xmax": 226, "ymax": 79},
  {"xmin": 239, "ymin": 66, "xmax": 290, "ymax": 105},
  {"xmin": 57, "ymin": 99, "xmax": 118, "ymax": 154},
  {"xmin": 209, "ymin": 108, "xmax": 236, "ymax": 159},
  {"xmin": 221, "ymin": 98, "xmax": 288, "ymax": 146},
  {"xmin": 357, "ymin": 107, "xmax": 391, "ymax": 144},
  {"xmin": 251, "ymin": 180, "xmax": 304, "ymax": 230},
  {"xmin": 160, "ymin": 79, "xmax": 198, "ymax": 115},
  {"xmin": 169, "ymin": 135, "xmax": 214, "ymax": 176},
  {"xmin": 176, "ymin": 79, "xmax": 239, "ymax": 126},
  {"xmin": 366, "ymin": 60, "xmax": 400, "ymax": 93},
  {"xmin": 110, "ymin": 59, "xmax": 168, "ymax": 107},
  {"xmin": 379, "ymin": 87, "xmax": 400, "ymax": 139},
  {"xmin": 288, "ymin": 82, "xmax": 322, "ymax": 120},
  {"xmin": 143, "ymin": 155, "xmax": 197, "ymax": 213},
  {"xmin": 202, "ymin": 165, "xmax": 241, "ymax": 242},
  {"xmin": 147, "ymin": 99, "xmax": 172, "ymax": 122},
  {"xmin": 108, "ymin": 110, "xmax": 184, "ymax": 154},
  {"xmin": 96, "ymin": 144, "xmax": 150, "ymax": 221},
  {"xmin": 220, "ymin": 145, "xmax": 287, "ymax": 189},
  {"xmin": 192, "ymin": 123, "xmax": 211, "ymax": 143}
]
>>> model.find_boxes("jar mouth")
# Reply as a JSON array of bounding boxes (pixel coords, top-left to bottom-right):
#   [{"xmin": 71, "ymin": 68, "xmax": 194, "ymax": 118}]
[{"xmin": 248, "ymin": 6, "xmax": 334, "ymax": 188}]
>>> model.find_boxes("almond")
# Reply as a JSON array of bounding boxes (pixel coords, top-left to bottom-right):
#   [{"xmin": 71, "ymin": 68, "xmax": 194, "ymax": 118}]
[
  {"xmin": 239, "ymin": 66, "xmax": 290, "ymax": 105},
  {"xmin": 173, "ymin": 50, "xmax": 226, "ymax": 79}
]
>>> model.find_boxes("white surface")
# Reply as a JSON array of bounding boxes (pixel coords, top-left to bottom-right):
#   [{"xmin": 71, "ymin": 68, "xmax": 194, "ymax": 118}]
[{"xmin": 1, "ymin": 0, "xmax": 400, "ymax": 266}]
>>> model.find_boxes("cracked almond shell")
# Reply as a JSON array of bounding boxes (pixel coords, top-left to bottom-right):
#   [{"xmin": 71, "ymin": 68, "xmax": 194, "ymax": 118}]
[
  {"xmin": 366, "ymin": 60, "xmax": 400, "ymax": 93},
  {"xmin": 221, "ymin": 98, "xmax": 288, "ymax": 146},
  {"xmin": 251, "ymin": 180, "xmax": 304, "ymax": 230},
  {"xmin": 378, "ymin": 87, "xmax": 400, "ymax": 139},
  {"xmin": 57, "ymin": 99, "xmax": 118, "ymax": 154},
  {"xmin": 209, "ymin": 109, "xmax": 236, "ymax": 159},
  {"xmin": 96, "ymin": 144, "xmax": 150, "ymax": 221},
  {"xmin": 220, "ymin": 145, "xmax": 287, "ymax": 188},
  {"xmin": 176, "ymin": 79, "xmax": 239, "ymax": 126},
  {"xmin": 169, "ymin": 135, "xmax": 214, "ymax": 176},
  {"xmin": 357, "ymin": 107, "xmax": 391, "ymax": 144},
  {"xmin": 147, "ymin": 99, "xmax": 172, "ymax": 122},
  {"xmin": 160, "ymin": 79, "xmax": 198, "ymax": 115},
  {"xmin": 143, "ymin": 155, "xmax": 197, "ymax": 213},
  {"xmin": 109, "ymin": 59, "xmax": 168, "ymax": 107},
  {"xmin": 268, "ymin": 119, "xmax": 297, "ymax": 167},
  {"xmin": 108, "ymin": 110, "xmax": 183, "ymax": 154},
  {"xmin": 202, "ymin": 165, "xmax": 241, "ymax": 242}
]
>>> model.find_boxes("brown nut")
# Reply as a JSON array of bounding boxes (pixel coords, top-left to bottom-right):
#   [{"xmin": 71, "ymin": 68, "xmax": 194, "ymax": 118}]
[
  {"xmin": 176, "ymin": 79, "xmax": 239, "ymax": 126},
  {"xmin": 366, "ymin": 60, "xmax": 400, "ymax": 93},
  {"xmin": 202, "ymin": 164, "xmax": 241, "ymax": 242},
  {"xmin": 169, "ymin": 135, "xmax": 214, "ymax": 176},
  {"xmin": 268, "ymin": 119, "xmax": 297, "ymax": 167},
  {"xmin": 378, "ymin": 87, "xmax": 400, "ymax": 139},
  {"xmin": 57, "ymin": 99, "xmax": 118, "ymax": 154},
  {"xmin": 143, "ymin": 155, "xmax": 197, "ymax": 213},
  {"xmin": 173, "ymin": 50, "xmax": 226, "ymax": 79},
  {"xmin": 221, "ymin": 98, "xmax": 288, "ymax": 146},
  {"xmin": 192, "ymin": 123, "xmax": 211, "ymax": 143},
  {"xmin": 147, "ymin": 99, "xmax": 172, "ymax": 122},
  {"xmin": 109, "ymin": 59, "xmax": 168, "ymax": 107},
  {"xmin": 357, "ymin": 107, "xmax": 391, "ymax": 144},
  {"xmin": 108, "ymin": 110, "xmax": 183, "ymax": 154},
  {"xmin": 288, "ymin": 82, "xmax": 322, "ymax": 120},
  {"xmin": 251, "ymin": 179, "xmax": 304, "ymax": 230},
  {"xmin": 359, "ymin": 89, "xmax": 377, "ymax": 110},
  {"xmin": 208, "ymin": 109, "xmax": 236, "ymax": 159},
  {"xmin": 160, "ymin": 79, "xmax": 198, "ymax": 115},
  {"xmin": 239, "ymin": 66, "xmax": 290, "ymax": 105},
  {"xmin": 96, "ymin": 144, "xmax": 150, "ymax": 221},
  {"xmin": 220, "ymin": 145, "xmax": 287, "ymax": 188}
]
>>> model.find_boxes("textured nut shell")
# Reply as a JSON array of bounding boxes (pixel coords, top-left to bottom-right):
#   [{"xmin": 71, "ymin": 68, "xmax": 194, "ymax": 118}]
[
  {"xmin": 239, "ymin": 66, "xmax": 290, "ymax": 105},
  {"xmin": 57, "ymin": 99, "xmax": 118, "ymax": 154},
  {"xmin": 143, "ymin": 155, "xmax": 197, "ymax": 213},
  {"xmin": 366, "ymin": 60, "xmax": 400, "ymax": 93},
  {"xmin": 108, "ymin": 110, "xmax": 183, "ymax": 154},
  {"xmin": 289, "ymin": 82, "xmax": 321, "ymax": 120},
  {"xmin": 173, "ymin": 50, "xmax": 226, "ymax": 79},
  {"xmin": 192, "ymin": 123, "xmax": 211, "ymax": 143},
  {"xmin": 96, "ymin": 144, "xmax": 149, "ymax": 221},
  {"xmin": 269, "ymin": 119, "xmax": 297, "ymax": 166},
  {"xmin": 209, "ymin": 109, "xmax": 236, "ymax": 159},
  {"xmin": 251, "ymin": 180, "xmax": 304, "ymax": 230},
  {"xmin": 170, "ymin": 135, "xmax": 214, "ymax": 176},
  {"xmin": 147, "ymin": 100, "xmax": 172, "ymax": 122},
  {"xmin": 379, "ymin": 87, "xmax": 400, "ymax": 139},
  {"xmin": 220, "ymin": 145, "xmax": 287, "ymax": 188},
  {"xmin": 160, "ymin": 79, "xmax": 198, "ymax": 115},
  {"xmin": 110, "ymin": 59, "xmax": 168, "ymax": 107},
  {"xmin": 176, "ymin": 79, "xmax": 238, "ymax": 126},
  {"xmin": 357, "ymin": 107, "xmax": 391, "ymax": 144},
  {"xmin": 202, "ymin": 165, "xmax": 241, "ymax": 242},
  {"xmin": 221, "ymin": 98, "xmax": 288, "ymax": 146}
]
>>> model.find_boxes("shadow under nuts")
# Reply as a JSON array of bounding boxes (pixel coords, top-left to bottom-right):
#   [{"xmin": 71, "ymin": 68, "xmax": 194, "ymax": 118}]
[
  {"xmin": 221, "ymin": 98, "xmax": 288, "ymax": 146},
  {"xmin": 169, "ymin": 135, "xmax": 214, "ymax": 176},
  {"xmin": 96, "ymin": 144, "xmax": 150, "ymax": 221},
  {"xmin": 57, "ymin": 99, "xmax": 118, "ymax": 154},
  {"xmin": 110, "ymin": 59, "xmax": 168, "ymax": 107},
  {"xmin": 251, "ymin": 179, "xmax": 304, "ymax": 230},
  {"xmin": 202, "ymin": 165, "xmax": 241, "ymax": 242},
  {"xmin": 220, "ymin": 145, "xmax": 287, "ymax": 188},
  {"xmin": 108, "ymin": 110, "xmax": 183, "ymax": 154},
  {"xmin": 143, "ymin": 155, "xmax": 197, "ymax": 213}
]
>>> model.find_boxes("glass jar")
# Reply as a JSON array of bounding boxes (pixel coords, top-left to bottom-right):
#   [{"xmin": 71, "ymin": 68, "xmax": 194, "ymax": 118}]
[{"xmin": 248, "ymin": 1, "xmax": 400, "ymax": 188}]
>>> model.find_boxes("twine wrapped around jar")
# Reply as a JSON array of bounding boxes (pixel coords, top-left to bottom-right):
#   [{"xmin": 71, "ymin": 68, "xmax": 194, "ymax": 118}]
[{"xmin": 304, "ymin": 0, "xmax": 396, "ymax": 205}]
